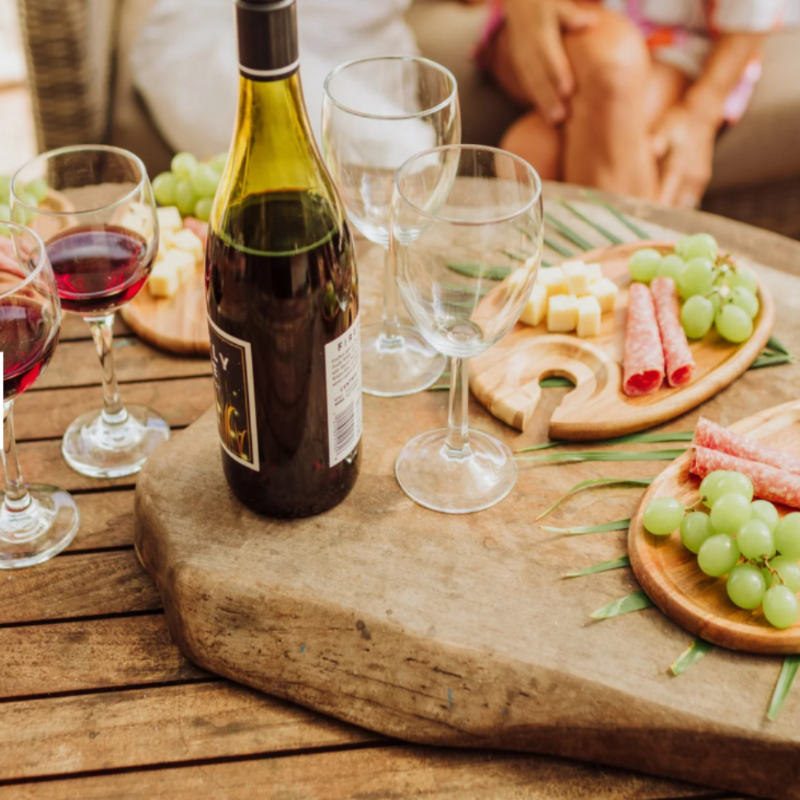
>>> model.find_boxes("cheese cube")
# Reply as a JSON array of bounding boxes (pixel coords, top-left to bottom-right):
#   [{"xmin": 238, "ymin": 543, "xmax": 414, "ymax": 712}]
[
  {"xmin": 120, "ymin": 203, "xmax": 154, "ymax": 240},
  {"xmin": 506, "ymin": 267, "xmax": 529, "ymax": 299},
  {"xmin": 519, "ymin": 283, "xmax": 547, "ymax": 327},
  {"xmin": 562, "ymin": 260, "xmax": 589, "ymax": 296},
  {"xmin": 547, "ymin": 294, "xmax": 578, "ymax": 333},
  {"xmin": 160, "ymin": 248, "xmax": 195, "ymax": 284},
  {"xmin": 538, "ymin": 267, "xmax": 567, "ymax": 299},
  {"xmin": 589, "ymin": 278, "xmax": 619, "ymax": 313},
  {"xmin": 586, "ymin": 262, "xmax": 603, "ymax": 284},
  {"xmin": 157, "ymin": 206, "xmax": 183, "ymax": 233},
  {"xmin": 156, "ymin": 235, "xmax": 169, "ymax": 262},
  {"xmin": 148, "ymin": 260, "xmax": 181, "ymax": 298},
  {"xmin": 576, "ymin": 295, "xmax": 601, "ymax": 337},
  {"xmin": 168, "ymin": 228, "xmax": 205, "ymax": 265}
]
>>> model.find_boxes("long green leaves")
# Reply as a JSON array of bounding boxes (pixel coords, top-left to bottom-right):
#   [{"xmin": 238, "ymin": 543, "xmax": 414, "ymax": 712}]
[
  {"xmin": 516, "ymin": 448, "xmax": 687, "ymax": 464},
  {"xmin": 536, "ymin": 478, "xmax": 653, "ymax": 521},
  {"xmin": 670, "ymin": 638, "xmax": 714, "ymax": 676},
  {"xmin": 582, "ymin": 189, "xmax": 652, "ymax": 240},
  {"xmin": 446, "ymin": 262, "xmax": 511, "ymax": 281},
  {"xmin": 544, "ymin": 236, "xmax": 574, "ymax": 258},
  {"xmin": 565, "ymin": 556, "xmax": 630, "ymax": 578},
  {"xmin": 516, "ymin": 430, "xmax": 693, "ymax": 454},
  {"xmin": 544, "ymin": 212, "xmax": 594, "ymax": 251},
  {"xmin": 542, "ymin": 518, "xmax": 631, "ymax": 535},
  {"xmin": 767, "ymin": 336, "xmax": 791, "ymax": 355},
  {"xmin": 751, "ymin": 353, "xmax": 794, "ymax": 370},
  {"xmin": 767, "ymin": 656, "xmax": 800, "ymax": 721},
  {"xmin": 591, "ymin": 590, "xmax": 654, "ymax": 619},
  {"xmin": 559, "ymin": 200, "xmax": 624, "ymax": 245}
]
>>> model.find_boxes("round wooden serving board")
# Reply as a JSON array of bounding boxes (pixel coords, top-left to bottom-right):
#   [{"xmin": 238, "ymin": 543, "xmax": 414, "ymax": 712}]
[
  {"xmin": 630, "ymin": 400, "xmax": 800, "ymax": 655},
  {"xmin": 470, "ymin": 241, "xmax": 775, "ymax": 441}
]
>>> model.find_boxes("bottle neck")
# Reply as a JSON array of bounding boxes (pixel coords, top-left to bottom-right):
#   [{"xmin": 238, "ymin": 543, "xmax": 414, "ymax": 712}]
[{"xmin": 235, "ymin": 0, "xmax": 299, "ymax": 81}]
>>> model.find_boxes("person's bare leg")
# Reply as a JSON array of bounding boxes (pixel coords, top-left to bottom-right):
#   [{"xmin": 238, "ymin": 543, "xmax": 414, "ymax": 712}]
[
  {"xmin": 562, "ymin": 4, "xmax": 657, "ymax": 198},
  {"xmin": 500, "ymin": 111, "xmax": 562, "ymax": 180}
]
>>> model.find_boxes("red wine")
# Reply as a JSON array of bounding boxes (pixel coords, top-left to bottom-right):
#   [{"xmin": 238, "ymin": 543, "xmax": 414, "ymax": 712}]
[
  {"xmin": 0, "ymin": 297, "xmax": 58, "ymax": 400},
  {"xmin": 206, "ymin": 190, "xmax": 361, "ymax": 518},
  {"xmin": 46, "ymin": 225, "xmax": 152, "ymax": 314}
]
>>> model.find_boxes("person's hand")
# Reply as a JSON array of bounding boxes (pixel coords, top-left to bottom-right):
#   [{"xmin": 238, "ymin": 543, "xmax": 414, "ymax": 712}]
[
  {"xmin": 651, "ymin": 105, "xmax": 717, "ymax": 208},
  {"xmin": 504, "ymin": 0, "xmax": 598, "ymax": 125}
]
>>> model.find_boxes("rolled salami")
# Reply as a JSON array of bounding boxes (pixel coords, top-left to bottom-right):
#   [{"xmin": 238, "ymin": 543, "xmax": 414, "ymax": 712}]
[
  {"xmin": 651, "ymin": 276, "xmax": 695, "ymax": 387},
  {"xmin": 694, "ymin": 417, "xmax": 800, "ymax": 475},
  {"xmin": 623, "ymin": 282, "xmax": 665, "ymax": 397},
  {"xmin": 691, "ymin": 446, "xmax": 800, "ymax": 509}
]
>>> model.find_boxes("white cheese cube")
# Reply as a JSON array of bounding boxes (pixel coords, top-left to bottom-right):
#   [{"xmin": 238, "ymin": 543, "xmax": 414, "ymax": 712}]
[
  {"xmin": 538, "ymin": 267, "xmax": 567, "ymax": 299},
  {"xmin": 519, "ymin": 283, "xmax": 547, "ymax": 327},
  {"xmin": 156, "ymin": 235, "xmax": 169, "ymax": 262},
  {"xmin": 586, "ymin": 262, "xmax": 603, "ymax": 284},
  {"xmin": 157, "ymin": 206, "xmax": 184, "ymax": 233},
  {"xmin": 120, "ymin": 204, "xmax": 155, "ymax": 240},
  {"xmin": 589, "ymin": 278, "xmax": 619, "ymax": 313},
  {"xmin": 160, "ymin": 248, "xmax": 196, "ymax": 284},
  {"xmin": 148, "ymin": 260, "xmax": 181, "ymax": 298},
  {"xmin": 168, "ymin": 228, "xmax": 205, "ymax": 265},
  {"xmin": 562, "ymin": 260, "xmax": 589, "ymax": 296},
  {"xmin": 547, "ymin": 294, "xmax": 578, "ymax": 333},
  {"xmin": 506, "ymin": 267, "xmax": 529, "ymax": 299},
  {"xmin": 576, "ymin": 295, "xmax": 601, "ymax": 337}
]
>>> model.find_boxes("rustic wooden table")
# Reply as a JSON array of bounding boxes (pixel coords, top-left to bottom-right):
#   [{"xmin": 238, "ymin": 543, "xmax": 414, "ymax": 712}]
[{"xmin": 1, "ymin": 184, "xmax": 795, "ymax": 799}]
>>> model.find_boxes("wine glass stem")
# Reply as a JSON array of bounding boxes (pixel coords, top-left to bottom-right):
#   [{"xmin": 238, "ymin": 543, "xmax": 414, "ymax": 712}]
[
  {"xmin": 2, "ymin": 401, "xmax": 32, "ymax": 513},
  {"xmin": 86, "ymin": 314, "xmax": 127, "ymax": 425},
  {"xmin": 381, "ymin": 245, "xmax": 401, "ymax": 345},
  {"xmin": 445, "ymin": 356, "xmax": 471, "ymax": 458}
]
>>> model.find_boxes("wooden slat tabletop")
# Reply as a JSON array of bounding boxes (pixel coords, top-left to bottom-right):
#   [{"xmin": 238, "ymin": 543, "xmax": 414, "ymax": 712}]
[{"xmin": 2, "ymin": 183, "xmax": 789, "ymax": 798}]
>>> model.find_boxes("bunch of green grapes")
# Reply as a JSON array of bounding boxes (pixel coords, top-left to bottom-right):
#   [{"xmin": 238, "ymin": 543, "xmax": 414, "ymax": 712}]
[
  {"xmin": 0, "ymin": 174, "xmax": 49, "ymax": 227},
  {"xmin": 627, "ymin": 233, "xmax": 759, "ymax": 345},
  {"xmin": 151, "ymin": 151, "xmax": 228, "ymax": 222},
  {"xmin": 643, "ymin": 471, "xmax": 800, "ymax": 629}
]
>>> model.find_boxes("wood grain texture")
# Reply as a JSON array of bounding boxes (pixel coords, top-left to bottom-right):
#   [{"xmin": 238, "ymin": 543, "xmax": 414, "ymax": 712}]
[
  {"xmin": 122, "ymin": 270, "xmax": 209, "ymax": 356},
  {"xmin": 629, "ymin": 400, "xmax": 800, "ymax": 654},
  {"xmin": 470, "ymin": 241, "xmax": 775, "ymax": 439}
]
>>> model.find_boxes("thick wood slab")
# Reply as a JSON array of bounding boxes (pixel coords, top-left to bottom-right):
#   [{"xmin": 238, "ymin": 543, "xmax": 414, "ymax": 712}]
[
  {"xmin": 630, "ymin": 401, "xmax": 800, "ymax": 654},
  {"xmin": 470, "ymin": 241, "xmax": 775, "ymax": 439}
]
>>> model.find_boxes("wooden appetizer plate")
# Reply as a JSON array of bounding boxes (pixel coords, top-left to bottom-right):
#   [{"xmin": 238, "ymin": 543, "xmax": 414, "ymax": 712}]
[
  {"xmin": 470, "ymin": 241, "xmax": 775, "ymax": 441},
  {"xmin": 630, "ymin": 400, "xmax": 800, "ymax": 655}
]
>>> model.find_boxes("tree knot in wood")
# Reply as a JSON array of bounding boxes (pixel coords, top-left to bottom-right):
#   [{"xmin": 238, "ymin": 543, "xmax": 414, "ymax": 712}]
[{"xmin": 355, "ymin": 620, "xmax": 372, "ymax": 641}]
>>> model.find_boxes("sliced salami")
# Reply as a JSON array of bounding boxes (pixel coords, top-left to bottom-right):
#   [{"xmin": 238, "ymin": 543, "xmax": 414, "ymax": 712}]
[
  {"xmin": 623, "ymin": 282, "xmax": 664, "ymax": 397},
  {"xmin": 694, "ymin": 417, "xmax": 800, "ymax": 475},
  {"xmin": 691, "ymin": 446, "xmax": 800, "ymax": 509},
  {"xmin": 651, "ymin": 276, "xmax": 695, "ymax": 387}
]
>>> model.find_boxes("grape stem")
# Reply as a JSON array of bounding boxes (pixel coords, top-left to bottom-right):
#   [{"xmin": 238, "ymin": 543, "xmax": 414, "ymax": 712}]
[{"xmin": 761, "ymin": 556, "xmax": 785, "ymax": 585}]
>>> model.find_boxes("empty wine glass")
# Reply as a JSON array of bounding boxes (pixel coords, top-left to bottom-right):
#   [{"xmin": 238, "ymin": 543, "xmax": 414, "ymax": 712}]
[
  {"xmin": 0, "ymin": 222, "xmax": 80, "ymax": 567},
  {"xmin": 391, "ymin": 145, "xmax": 543, "ymax": 514},
  {"xmin": 322, "ymin": 56, "xmax": 460, "ymax": 396},
  {"xmin": 11, "ymin": 145, "xmax": 169, "ymax": 479}
]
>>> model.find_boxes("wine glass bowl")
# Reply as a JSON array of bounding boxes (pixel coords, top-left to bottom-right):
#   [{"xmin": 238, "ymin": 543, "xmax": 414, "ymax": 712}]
[
  {"xmin": 322, "ymin": 56, "xmax": 460, "ymax": 397},
  {"xmin": 10, "ymin": 146, "xmax": 169, "ymax": 479},
  {"xmin": 391, "ymin": 145, "xmax": 543, "ymax": 514}
]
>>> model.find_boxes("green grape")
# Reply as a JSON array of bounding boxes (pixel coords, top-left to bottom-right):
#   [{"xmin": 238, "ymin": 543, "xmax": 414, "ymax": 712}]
[
  {"xmin": 698, "ymin": 533, "xmax": 740, "ymax": 577},
  {"xmin": 643, "ymin": 496, "xmax": 684, "ymax": 536},
  {"xmin": 715, "ymin": 472, "xmax": 753, "ymax": 502},
  {"xmin": 194, "ymin": 197, "xmax": 213, "ymax": 222},
  {"xmin": 12, "ymin": 191, "xmax": 38, "ymax": 224},
  {"xmin": 724, "ymin": 265, "xmax": 758, "ymax": 294},
  {"xmin": 174, "ymin": 180, "xmax": 197, "ymax": 217},
  {"xmin": 680, "ymin": 295, "xmax": 714, "ymax": 339},
  {"xmin": 0, "ymin": 203, "xmax": 9, "ymax": 223},
  {"xmin": 152, "ymin": 172, "xmax": 178, "ymax": 206},
  {"xmin": 775, "ymin": 513, "xmax": 800, "ymax": 560},
  {"xmin": 682, "ymin": 233, "xmax": 718, "ymax": 262},
  {"xmin": 710, "ymin": 492, "xmax": 752, "ymax": 534},
  {"xmin": 726, "ymin": 563, "xmax": 766, "ymax": 610},
  {"xmin": 737, "ymin": 519, "xmax": 775, "ymax": 560},
  {"xmin": 728, "ymin": 287, "xmax": 759, "ymax": 320},
  {"xmin": 657, "ymin": 254, "xmax": 685, "ymax": 283},
  {"xmin": 679, "ymin": 257, "xmax": 715, "ymax": 298},
  {"xmin": 708, "ymin": 291, "xmax": 722, "ymax": 317},
  {"xmin": 629, "ymin": 248, "xmax": 661, "ymax": 283},
  {"xmin": 24, "ymin": 177, "xmax": 49, "ymax": 203},
  {"xmin": 715, "ymin": 304, "xmax": 753, "ymax": 344},
  {"xmin": 209, "ymin": 152, "xmax": 228, "ymax": 173},
  {"xmin": 766, "ymin": 556, "xmax": 800, "ymax": 593},
  {"xmin": 762, "ymin": 585, "xmax": 799, "ymax": 629},
  {"xmin": 171, "ymin": 152, "xmax": 198, "ymax": 180},
  {"xmin": 680, "ymin": 511, "xmax": 715, "ymax": 554},
  {"xmin": 0, "ymin": 175, "xmax": 10, "ymax": 205},
  {"xmin": 751, "ymin": 499, "xmax": 779, "ymax": 532},
  {"xmin": 699, "ymin": 470, "xmax": 729, "ymax": 507},
  {"xmin": 191, "ymin": 164, "xmax": 221, "ymax": 198},
  {"xmin": 675, "ymin": 235, "xmax": 692, "ymax": 258}
]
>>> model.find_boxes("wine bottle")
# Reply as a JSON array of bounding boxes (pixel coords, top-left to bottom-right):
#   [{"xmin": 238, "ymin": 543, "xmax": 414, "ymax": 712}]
[{"xmin": 206, "ymin": 0, "xmax": 361, "ymax": 518}]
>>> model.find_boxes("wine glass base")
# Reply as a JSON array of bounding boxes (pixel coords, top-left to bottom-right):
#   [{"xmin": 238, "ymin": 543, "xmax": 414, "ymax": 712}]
[
  {"xmin": 0, "ymin": 485, "xmax": 80, "ymax": 569},
  {"xmin": 62, "ymin": 404, "xmax": 170, "ymax": 479},
  {"xmin": 362, "ymin": 323, "xmax": 446, "ymax": 397},
  {"xmin": 395, "ymin": 427, "xmax": 517, "ymax": 514}
]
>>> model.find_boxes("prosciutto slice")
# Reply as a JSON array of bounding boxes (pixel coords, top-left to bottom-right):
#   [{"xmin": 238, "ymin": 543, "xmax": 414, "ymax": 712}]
[
  {"xmin": 623, "ymin": 282, "xmax": 665, "ymax": 397},
  {"xmin": 651, "ymin": 276, "xmax": 695, "ymax": 387}
]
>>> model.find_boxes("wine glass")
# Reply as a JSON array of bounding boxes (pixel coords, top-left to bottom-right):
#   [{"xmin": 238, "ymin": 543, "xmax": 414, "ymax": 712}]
[
  {"xmin": 391, "ymin": 145, "xmax": 543, "ymax": 514},
  {"xmin": 10, "ymin": 145, "xmax": 169, "ymax": 479},
  {"xmin": 0, "ymin": 222, "xmax": 80, "ymax": 567},
  {"xmin": 322, "ymin": 56, "xmax": 460, "ymax": 397}
]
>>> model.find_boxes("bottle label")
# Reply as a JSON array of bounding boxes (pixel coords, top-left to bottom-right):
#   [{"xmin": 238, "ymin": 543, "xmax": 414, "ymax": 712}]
[
  {"xmin": 208, "ymin": 316, "xmax": 260, "ymax": 471},
  {"xmin": 325, "ymin": 314, "xmax": 362, "ymax": 468}
]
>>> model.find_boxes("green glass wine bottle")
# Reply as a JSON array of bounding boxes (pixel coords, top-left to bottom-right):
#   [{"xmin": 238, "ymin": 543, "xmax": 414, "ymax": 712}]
[{"xmin": 206, "ymin": 0, "xmax": 361, "ymax": 517}]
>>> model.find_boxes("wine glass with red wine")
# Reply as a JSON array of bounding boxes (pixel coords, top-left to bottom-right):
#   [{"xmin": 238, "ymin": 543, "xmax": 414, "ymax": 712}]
[
  {"xmin": 0, "ymin": 222, "xmax": 80, "ymax": 567},
  {"xmin": 10, "ymin": 146, "xmax": 169, "ymax": 478}
]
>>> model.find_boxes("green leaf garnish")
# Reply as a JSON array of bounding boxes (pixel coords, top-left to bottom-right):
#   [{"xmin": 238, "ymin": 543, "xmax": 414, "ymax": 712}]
[
  {"xmin": 544, "ymin": 212, "xmax": 594, "ymax": 251},
  {"xmin": 544, "ymin": 236, "xmax": 574, "ymax": 258},
  {"xmin": 542, "ymin": 518, "xmax": 631, "ymax": 535},
  {"xmin": 515, "ymin": 430, "xmax": 693, "ymax": 454},
  {"xmin": 535, "ymin": 478, "xmax": 653, "ymax": 521},
  {"xmin": 670, "ymin": 638, "xmax": 714, "ymax": 676},
  {"xmin": 446, "ymin": 262, "xmax": 512, "ymax": 280},
  {"xmin": 516, "ymin": 448, "xmax": 688, "ymax": 464},
  {"xmin": 767, "ymin": 656, "xmax": 800, "ymax": 721},
  {"xmin": 559, "ymin": 199, "xmax": 624, "ymax": 245},
  {"xmin": 565, "ymin": 556, "xmax": 631, "ymax": 578},
  {"xmin": 581, "ymin": 189, "xmax": 652, "ymax": 240},
  {"xmin": 591, "ymin": 590, "xmax": 654, "ymax": 619},
  {"xmin": 503, "ymin": 249, "xmax": 531, "ymax": 263},
  {"xmin": 766, "ymin": 335, "xmax": 791, "ymax": 356},
  {"xmin": 750, "ymin": 353, "xmax": 795, "ymax": 370}
]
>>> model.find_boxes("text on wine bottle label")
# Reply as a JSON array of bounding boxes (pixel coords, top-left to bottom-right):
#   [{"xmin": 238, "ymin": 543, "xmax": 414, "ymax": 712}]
[{"xmin": 325, "ymin": 314, "xmax": 362, "ymax": 468}]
